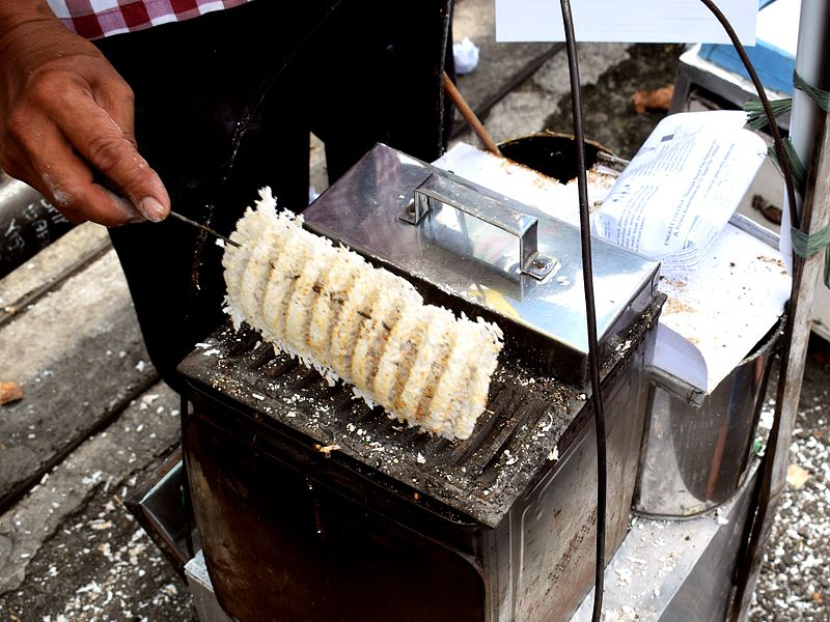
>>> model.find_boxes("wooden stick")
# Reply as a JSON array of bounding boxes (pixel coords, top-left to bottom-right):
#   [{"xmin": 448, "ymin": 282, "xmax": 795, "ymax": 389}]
[
  {"xmin": 729, "ymin": 108, "xmax": 830, "ymax": 622},
  {"xmin": 442, "ymin": 72, "xmax": 502, "ymax": 156}
]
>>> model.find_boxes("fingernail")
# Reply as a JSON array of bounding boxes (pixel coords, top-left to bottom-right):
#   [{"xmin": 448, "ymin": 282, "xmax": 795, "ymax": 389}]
[{"xmin": 139, "ymin": 197, "xmax": 166, "ymax": 223}]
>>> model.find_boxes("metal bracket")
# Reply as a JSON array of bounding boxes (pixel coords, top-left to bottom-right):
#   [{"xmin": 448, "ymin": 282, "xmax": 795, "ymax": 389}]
[{"xmin": 400, "ymin": 173, "xmax": 557, "ymax": 281}]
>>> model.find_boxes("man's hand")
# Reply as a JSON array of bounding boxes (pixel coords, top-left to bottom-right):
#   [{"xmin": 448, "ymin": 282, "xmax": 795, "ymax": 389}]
[{"xmin": 0, "ymin": 2, "xmax": 169, "ymax": 226}]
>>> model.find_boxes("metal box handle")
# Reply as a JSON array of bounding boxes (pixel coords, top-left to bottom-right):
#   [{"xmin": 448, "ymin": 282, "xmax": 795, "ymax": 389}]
[{"xmin": 402, "ymin": 173, "xmax": 555, "ymax": 281}]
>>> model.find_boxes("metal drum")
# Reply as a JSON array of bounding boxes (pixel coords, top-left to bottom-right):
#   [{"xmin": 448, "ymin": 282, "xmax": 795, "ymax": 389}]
[
  {"xmin": 633, "ymin": 318, "xmax": 783, "ymax": 518},
  {"xmin": 0, "ymin": 177, "xmax": 74, "ymax": 279},
  {"xmin": 498, "ymin": 131, "xmax": 627, "ymax": 182}
]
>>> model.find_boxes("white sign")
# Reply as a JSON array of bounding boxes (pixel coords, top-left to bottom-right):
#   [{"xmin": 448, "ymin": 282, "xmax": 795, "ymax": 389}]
[{"xmin": 495, "ymin": 0, "xmax": 758, "ymax": 45}]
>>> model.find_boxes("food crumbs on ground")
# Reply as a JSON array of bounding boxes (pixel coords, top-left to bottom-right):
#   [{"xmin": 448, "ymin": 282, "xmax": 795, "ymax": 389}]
[
  {"xmin": 317, "ymin": 444, "xmax": 341, "ymax": 455},
  {"xmin": 0, "ymin": 381, "xmax": 23, "ymax": 405},
  {"xmin": 786, "ymin": 464, "xmax": 811, "ymax": 490}
]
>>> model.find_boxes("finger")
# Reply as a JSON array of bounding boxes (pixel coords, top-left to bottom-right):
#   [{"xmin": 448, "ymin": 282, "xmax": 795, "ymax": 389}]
[
  {"xmin": 26, "ymin": 128, "xmax": 147, "ymax": 227},
  {"xmin": 92, "ymin": 76, "xmax": 137, "ymax": 146},
  {"xmin": 51, "ymin": 94, "xmax": 169, "ymax": 222},
  {"xmin": 2, "ymin": 97, "xmax": 147, "ymax": 226}
]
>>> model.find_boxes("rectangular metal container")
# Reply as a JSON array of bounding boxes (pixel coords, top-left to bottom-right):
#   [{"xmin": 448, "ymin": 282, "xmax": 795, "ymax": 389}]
[
  {"xmin": 182, "ymin": 316, "xmax": 657, "ymax": 622},
  {"xmin": 301, "ymin": 144, "xmax": 661, "ymax": 387},
  {"xmin": 179, "ymin": 145, "xmax": 663, "ymax": 621}
]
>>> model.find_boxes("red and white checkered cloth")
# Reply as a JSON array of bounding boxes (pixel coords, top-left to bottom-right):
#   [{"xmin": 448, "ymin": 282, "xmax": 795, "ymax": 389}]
[{"xmin": 47, "ymin": 0, "xmax": 252, "ymax": 39}]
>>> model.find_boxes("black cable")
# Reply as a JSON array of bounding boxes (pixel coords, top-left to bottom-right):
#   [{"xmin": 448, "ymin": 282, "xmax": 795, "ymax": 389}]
[
  {"xmin": 555, "ymin": 4, "xmax": 798, "ymax": 622},
  {"xmin": 693, "ymin": 2, "xmax": 803, "ymax": 620},
  {"xmin": 558, "ymin": 2, "xmax": 607, "ymax": 621},
  {"xmin": 696, "ymin": 0, "xmax": 799, "ymax": 226}
]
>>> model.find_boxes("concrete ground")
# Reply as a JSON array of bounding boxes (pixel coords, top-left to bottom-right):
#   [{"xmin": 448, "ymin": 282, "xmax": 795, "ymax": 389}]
[{"xmin": 1, "ymin": 0, "xmax": 828, "ymax": 620}]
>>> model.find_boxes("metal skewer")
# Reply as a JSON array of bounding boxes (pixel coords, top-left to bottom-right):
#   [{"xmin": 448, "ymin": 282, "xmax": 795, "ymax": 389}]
[
  {"xmin": 170, "ymin": 75, "xmax": 496, "ymax": 248},
  {"xmin": 168, "ymin": 210, "xmax": 240, "ymax": 248}
]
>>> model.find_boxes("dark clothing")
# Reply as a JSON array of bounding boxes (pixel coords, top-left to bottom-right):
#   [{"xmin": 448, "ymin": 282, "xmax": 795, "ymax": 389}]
[{"xmin": 95, "ymin": 0, "xmax": 453, "ymax": 392}]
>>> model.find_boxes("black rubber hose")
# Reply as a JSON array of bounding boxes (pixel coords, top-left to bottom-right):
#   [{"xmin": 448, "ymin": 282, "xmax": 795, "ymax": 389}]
[
  {"xmin": 693, "ymin": 2, "xmax": 802, "ymax": 621},
  {"xmin": 696, "ymin": 0, "xmax": 798, "ymax": 225},
  {"xmin": 557, "ymin": 2, "xmax": 607, "ymax": 621}
]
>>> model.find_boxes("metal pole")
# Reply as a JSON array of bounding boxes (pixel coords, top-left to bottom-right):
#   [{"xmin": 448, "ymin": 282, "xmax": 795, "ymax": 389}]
[
  {"xmin": 778, "ymin": 0, "xmax": 829, "ymax": 266},
  {"xmin": 790, "ymin": 1, "xmax": 828, "ymax": 160},
  {"xmin": 730, "ymin": 3, "xmax": 830, "ymax": 618}
]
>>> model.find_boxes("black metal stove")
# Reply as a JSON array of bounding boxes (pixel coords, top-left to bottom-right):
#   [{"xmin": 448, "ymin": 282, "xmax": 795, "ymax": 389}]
[{"xmin": 179, "ymin": 145, "xmax": 663, "ymax": 621}]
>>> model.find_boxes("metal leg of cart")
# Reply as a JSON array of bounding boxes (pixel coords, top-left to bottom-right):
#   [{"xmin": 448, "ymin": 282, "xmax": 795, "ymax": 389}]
[
  {"xmin": 175, "ymin": 462, "xmax": 761, "ymax": 622},
  {"xmin": 570, "ymin": 465, "xmax": 758, "ymax": 621},
  {"xmin": 185, "ymin": 552, "xmax": 235, "ymax": 622}
]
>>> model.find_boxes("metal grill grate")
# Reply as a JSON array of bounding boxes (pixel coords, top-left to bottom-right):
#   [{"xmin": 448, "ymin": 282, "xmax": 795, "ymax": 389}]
[{"xmin": 179, "ymin": 307, "xmax": 658, "ymax": 527}]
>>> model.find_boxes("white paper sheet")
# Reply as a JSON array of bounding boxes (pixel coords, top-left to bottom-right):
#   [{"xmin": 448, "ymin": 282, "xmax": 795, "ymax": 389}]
[
  {"xmin": 592, "ymin": 111, "xmax": 767, "ymax": 280},
  {"xmin": 654, "ymin": 222, "xmax": 790, "ymax": 392},
  {"xmin": 495, "ymin": 0, "xmax": 758, "ymax": 45},
  {"xmin": 757, "ymin": 0, "xmax": 800, "ymax": 55}
]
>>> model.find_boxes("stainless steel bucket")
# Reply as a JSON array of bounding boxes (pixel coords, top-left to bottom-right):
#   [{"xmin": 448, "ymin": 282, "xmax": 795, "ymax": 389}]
[
  {"xmin": 498, "ymin": 131, "xmax": 626, "ymax": 182},
  {"xmin": 633, "ymin": 318, "xmax": 783, "ymax": 518}
]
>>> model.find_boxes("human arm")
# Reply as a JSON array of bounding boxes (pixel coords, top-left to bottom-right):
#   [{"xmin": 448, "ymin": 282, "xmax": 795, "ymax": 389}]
[{"xmin": 0, "ymin": 0, "xmax": 169, "ymax": 226}]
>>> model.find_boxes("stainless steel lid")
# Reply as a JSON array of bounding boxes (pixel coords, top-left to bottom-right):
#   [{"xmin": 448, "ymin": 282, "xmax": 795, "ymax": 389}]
[{"xmin": 302, "ymin": 144, "xmax": 660, "ymax": 387}]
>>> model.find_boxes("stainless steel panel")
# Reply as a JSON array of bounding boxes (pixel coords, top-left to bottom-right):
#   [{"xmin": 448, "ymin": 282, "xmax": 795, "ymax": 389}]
[
  {"xmin": 303, "ymin": 144, "xmax": 660, "ymax": 386},
  {"xmin": 492, "ymin": 337, "xmax": 651, "ymax": 622},
  {"xmin": 124, "ymin": 449, "xmax": 195, "ymax": 576},
  {"xmin": 185, "ymin": 551, "xmax": 236, "ymax": 622},
  {"xmin": 634, "ymin": 320, "xmax": 782, "ymax": 518},
  {"xmin": 571, "ymin": 463, "xmax": 758, "ymax": 621}
]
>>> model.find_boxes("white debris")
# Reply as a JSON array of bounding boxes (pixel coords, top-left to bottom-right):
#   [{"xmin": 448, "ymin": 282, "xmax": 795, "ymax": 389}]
[
  {"xmin": 139, "ymin": 394, "xmax": 160, "ymax": 409},
  {"xmin": 81, "ymin": 471, "xmax": 103, "ymax": 486},
  {"xmin": 453, "ymin": 37, "xmax": 480, "ymax": 75}
]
